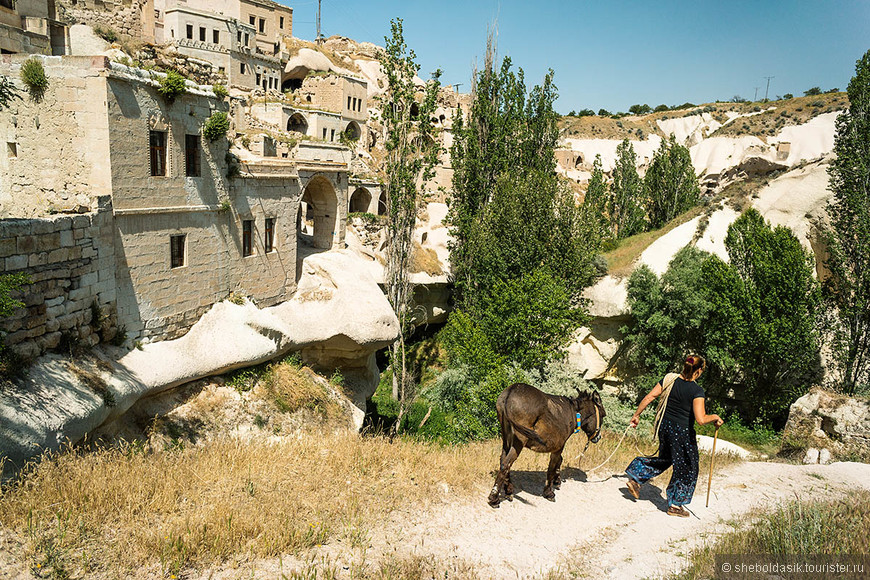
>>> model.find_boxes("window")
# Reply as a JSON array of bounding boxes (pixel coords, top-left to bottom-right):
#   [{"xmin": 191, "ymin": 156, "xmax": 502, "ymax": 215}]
[
  {"xmin": 186, "ymin": 24, "xmax": 193, "ymax": 39},
  {"xmin": 347, "ymin": 96, "xmax": 351, "ymax": 110},
  {"xmin": 330, "ymin": 129, "xmax": 335, "ymax": 141},
  {"xmin": 249, "ymin": 15, "xmax": 256, "ymax": 25},
  {"xmin": 0, "ymin": 0, "xmax": 12, "ymax": 9},
  {"xmin": 149, "ymin": 130, "xmax": 167, "ymax": 176},
  {"xmin": 170, "ymin": 235, "xmax": 186, "ymax": 268},
  {"xmin": 199, "ymin": 27, "xmax": 206, "ymax": 41},
  {"xmin": 185, "ymin": 134, "xmax": 201, "ymax": 177},
  {"xmin": 244, "ymin": 33, "xmax": 249, "ymax": 46},
  {"xmin": 240, "ymin": 62, "xmax": 246, "ymax": 74},
  {"xmin": 242, "ymin": 220, "xmax": 253, "ymax": 257},
  {"xmin": 264, "ymin": 218, "xmax": 275, "ymax": 253},
  {"xmin": 213, "ymin": 29, "xmax": 220, "ymax": 44},
  {"xmin": 279, "ymin": 16, "xmax": 284, "ymax": 29},
  {"xmin": 237, "ymin": 31, "xmax": 241, "ymax": 43},
  {"xmin": 322, "ymin": 128, "xmax": 327, "ymax": 139},
  {"xmin": 7, "ymin": 142, "xmax": 17, "ymax": 158},
  {"xmin": 259, "ymin": 18, "xmax": 265, "ymax": 33},
  {"xmin": 256, "ymin": 72, "xmax": 261, "ymax": 86}
]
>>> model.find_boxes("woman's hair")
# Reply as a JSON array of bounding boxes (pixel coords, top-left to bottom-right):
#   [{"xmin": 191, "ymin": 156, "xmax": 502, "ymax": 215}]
[{"xmin": 682, "ymin": 354, "xmax": 706, "ymax": 378}]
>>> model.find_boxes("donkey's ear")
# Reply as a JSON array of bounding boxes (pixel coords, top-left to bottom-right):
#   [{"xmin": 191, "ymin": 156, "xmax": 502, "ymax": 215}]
[{"xmin": 592, "ymin": 390, "xmax": 602, "ymax": 404}]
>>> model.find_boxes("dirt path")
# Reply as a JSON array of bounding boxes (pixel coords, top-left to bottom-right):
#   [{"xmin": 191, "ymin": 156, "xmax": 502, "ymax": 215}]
[{"xmin": 374, "ymin": 460, "xmax": 870, "ymax": 579}]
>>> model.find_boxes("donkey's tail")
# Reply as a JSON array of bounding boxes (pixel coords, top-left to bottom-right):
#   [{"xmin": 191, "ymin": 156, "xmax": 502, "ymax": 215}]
[{"xmin": 509, "ymin": 420, "xmax": 547, "ymax": 448}]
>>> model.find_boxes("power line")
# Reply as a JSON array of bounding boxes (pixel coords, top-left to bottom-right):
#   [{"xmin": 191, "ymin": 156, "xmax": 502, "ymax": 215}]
[{"xmin": 763, "ymin": 76, "xmax": 775, "ymax": 101}]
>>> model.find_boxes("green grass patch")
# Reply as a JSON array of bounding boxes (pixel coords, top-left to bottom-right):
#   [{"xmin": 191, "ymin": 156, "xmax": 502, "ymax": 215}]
[{"xmin": 604, "ymin": 205, "xmax": 704, "ymax": 276}]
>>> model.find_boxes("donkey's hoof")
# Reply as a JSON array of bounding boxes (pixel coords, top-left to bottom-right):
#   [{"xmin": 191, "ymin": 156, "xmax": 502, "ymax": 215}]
[
  {"xmin": 543, "ymin": 489, "xmax": 556, "ymax": 501},
  {"xmin": 488, "ymin": 498, "xmax": 501, "ymax": 508}
]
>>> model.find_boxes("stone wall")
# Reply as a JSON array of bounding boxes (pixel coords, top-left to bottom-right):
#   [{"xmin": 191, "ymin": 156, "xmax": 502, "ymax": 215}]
[
  {"xmin": 0, "ymin": 198, "xmax": 118, "ymax": 359},
  {"xmin": 55, "ymin": 0, "xmax": 154, "ymax": 43},
  {"xmin": 0, "ymin": 55, "xmax": 112, "ymax": 219}
]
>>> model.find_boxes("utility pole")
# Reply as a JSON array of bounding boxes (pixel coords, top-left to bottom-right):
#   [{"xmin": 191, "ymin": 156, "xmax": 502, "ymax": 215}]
[
  {"xmin": 315, "ymin": 0, "xmax": 323, "ymax": 44},
  {"xmin": 754, "ymin": 86, "xmax": 760, "ymax": 102},
  {"xmin": 763, "ymin": 76, "xmax": 775, "ymax": 101}
]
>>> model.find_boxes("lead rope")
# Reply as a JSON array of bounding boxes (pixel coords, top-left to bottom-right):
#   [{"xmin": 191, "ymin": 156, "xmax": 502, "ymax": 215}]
[{"xmin": 570, "ymin": 419, "xmax": 663, "ymax": 484}]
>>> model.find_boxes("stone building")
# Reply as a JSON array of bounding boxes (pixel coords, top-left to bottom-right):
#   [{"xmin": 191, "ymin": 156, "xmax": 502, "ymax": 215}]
[
  {"xmin": 55, "ymin": 0, "xmax": 153, "ymax": 45},
  {"xmin": 153, "ymin": 0, "xmax": 290, "ymax": 91},
  {"xmin": 0, "ymin": 54, "xmax": 351, "ymax": 356},
  {"xmin": 0, "ymin": 0, "xmax": 69, "ymax": 55}
]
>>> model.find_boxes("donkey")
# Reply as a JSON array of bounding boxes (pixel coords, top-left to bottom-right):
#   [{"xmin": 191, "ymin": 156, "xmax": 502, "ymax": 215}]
[{"xmin": 488, "ymin": 383, "xmax": 605, "ymax": 507}]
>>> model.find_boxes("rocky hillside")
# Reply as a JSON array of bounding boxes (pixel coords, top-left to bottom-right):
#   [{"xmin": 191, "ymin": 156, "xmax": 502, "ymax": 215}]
[{"xmin": 561, "ymin": 93, "xmax": 845, "ymax": 389}]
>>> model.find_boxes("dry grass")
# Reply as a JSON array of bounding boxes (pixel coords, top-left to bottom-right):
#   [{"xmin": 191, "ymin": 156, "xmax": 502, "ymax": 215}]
[
  {"xmin": 0, "ymin": 391, "xmax": 742, "ymax": 579},
  {"xmin": 709, "ymin": 92, "xmax": 848, "ymax": 140},
  {"xmin": 673, "ymin": 489, "xmax": 870, "ymax": 579},
  {"xmin": 604, "ymin": 205, "xmax": 706, "ymax": 277},
  {"xmin": 0, "ymin": 433, "xmax": 497, "ymax": 577},
  {"xmin": 409, "ymin": 242, "xmax": 443, "ymax": 276},
  {"xmin": 560, "ymin": 114, "xmax": 664, "ymax": 141},
  {"xmin": 262, "ymin": 365, "xmax": 345, "ymax": 423}
]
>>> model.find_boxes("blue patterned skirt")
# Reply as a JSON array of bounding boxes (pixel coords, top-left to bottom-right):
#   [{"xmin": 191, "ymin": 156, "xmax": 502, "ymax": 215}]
[{"xmin": 625, "ymin": 417, "xmax": 699, "ymax": 507}]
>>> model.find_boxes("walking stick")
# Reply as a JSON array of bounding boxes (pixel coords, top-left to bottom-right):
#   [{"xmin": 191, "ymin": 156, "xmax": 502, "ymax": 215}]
[{"xmin": 705, "ymin": 425, "xmax": 720, "ymax": 508}]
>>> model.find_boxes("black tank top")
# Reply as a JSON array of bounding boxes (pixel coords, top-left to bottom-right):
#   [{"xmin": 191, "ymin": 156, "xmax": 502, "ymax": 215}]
[{"xmin": 661, "ymin": 376, "xmax": 705, "ymax": 428}]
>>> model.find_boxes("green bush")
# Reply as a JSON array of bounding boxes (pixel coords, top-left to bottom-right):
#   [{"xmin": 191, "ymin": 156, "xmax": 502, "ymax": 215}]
[
  {"xmin": 157, "ymin": 70, "xmax": 188, "ymax": 102},
  {"xmin": 20, "ymin": 58, "xmax": 48, "ymax": 102},
  {"xmin": 92, "ymin": 25, "xmax": 118, "ymax": 44},
  {"xmin": 212, "ymin": 83, "xmax": 228, "ymax": 99},
  {"xmin": 202, "ymin": 111, "xmax": 230, "ymax": 142},
  {"xmin": 622, "ymin": 210, "xmax": 822, "ymax": 428}
]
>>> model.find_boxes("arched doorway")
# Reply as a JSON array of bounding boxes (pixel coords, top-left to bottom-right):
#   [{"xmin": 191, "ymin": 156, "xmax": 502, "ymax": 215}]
[
  {"xmin": 287, "ymin": 112, "xmax": 308, "ymax": 134},
  {"xmin": 377, "ymin": 191, "xmax": 387, "ymax": 215},
  {"xmin": 298, "ymin": 176, "xmax": 338, "ymax": 250},
  {"xmin": 574, "ymin": 153, "xmax": 584, "ymax": 169},
  {"xmin": 349, "ymin": 187, "xmax": 371, "ymax": 213},
  {"xmin": 344, "ymin": 121, "xmax": 361, "ymax": 142}
]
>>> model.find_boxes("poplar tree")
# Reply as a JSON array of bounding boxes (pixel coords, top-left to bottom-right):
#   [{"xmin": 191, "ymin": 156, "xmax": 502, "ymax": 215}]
[
  {"xmin": 378, "ymin": 19, "xmax": 441, "ymax": 429},
  {"xmin": 608, "ymin": 139, "xmax": 646, "ymax": 238},
  {"xmin": 645, "ymin": 134, "xmax": 700, "ymax": 229},
  {"xmin": 824, "ymin": 49, "xmax": 870, "ymax": 395}
]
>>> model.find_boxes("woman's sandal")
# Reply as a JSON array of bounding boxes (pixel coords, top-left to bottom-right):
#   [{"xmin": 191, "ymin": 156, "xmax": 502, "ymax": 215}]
[
  {"xmin": 667, "ymin": 505, "xmax": 689, "ymax": 518},
  {"xmin": 627, "ymin": 479, "xmax": 640, "ymax": 500}
]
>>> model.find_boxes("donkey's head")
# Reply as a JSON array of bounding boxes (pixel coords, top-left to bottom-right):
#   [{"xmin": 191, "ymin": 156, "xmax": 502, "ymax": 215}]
[{"xmin": 574, "ymin": 390, "xmax": 605, "ymax": 443}]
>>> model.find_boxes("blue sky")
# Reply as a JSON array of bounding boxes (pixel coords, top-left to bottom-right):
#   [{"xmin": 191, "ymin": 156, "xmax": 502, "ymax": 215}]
[{"xmin": 283, "ymin": 0, "xmax": 869, "ymax": 113}]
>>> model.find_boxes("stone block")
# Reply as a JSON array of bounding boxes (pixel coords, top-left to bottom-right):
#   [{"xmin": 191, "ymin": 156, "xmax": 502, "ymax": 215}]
[
  {"xmin": 60, "ymin": 230, "xmax": 74, "ymax": 247},
  {"xmin": 32, "ymin": 221, "xmax": 57, "ymax": 235},
  {"xmin": 5, "ymin": 255, "xmax": 28, "ymax": 270},
  {"xmin": 24, "ymin": 313, "xmax": 47, "ymax": 330},
  {"xmin": 79, "ymin": 271, "xmax": 99, "ymax": 287},
  {"xmin": 46, "ymin": 304, "xmax": 65, "ymax": 318},
  {"xmin": 16, "ymin": 235, "xmax": 35, "ymax": 254},
  {"xmin": 57, "ymin": 313, "xmax": 78, "ymax": 330},
  {"xmin": 36, "ymin": 233, "xmax": 62, "ymax": 253},
  {"xmin": 68, "ymin": 287, "xmax": 92, "ymax": 302},
  {"xmin": 45, "ymin": 296, "xmax": 65, "ymax": 308},
  {"xmin": 28, "ymin": 252, "xmax": 49, "ymax": 267},
  {"xmin": 0, "ymin": 238, "xmax": 16, "ymax": 258},
  {"xmin": 10, "ymin": 340, "xmax": 40, "ymax": 360},
  {"xmin": 45, "ymin": 318, "xmax": 59, "ymax": 333},
  {"xmin": 3, "ymin": 329, "xmax": 29, "ymax": 345},
  {"xmin": 23, "ymin": 293, "xmax": 44, "ymax": 307},
  {"xmin": 38, "ymin": 331, "xmax": 62, "ymax": 351}
]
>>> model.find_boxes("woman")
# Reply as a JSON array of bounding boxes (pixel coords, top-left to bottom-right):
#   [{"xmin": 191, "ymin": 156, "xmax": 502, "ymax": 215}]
[{"xmin": 624, "ymin": 355, "xmax": 723, "ymax": 517}]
